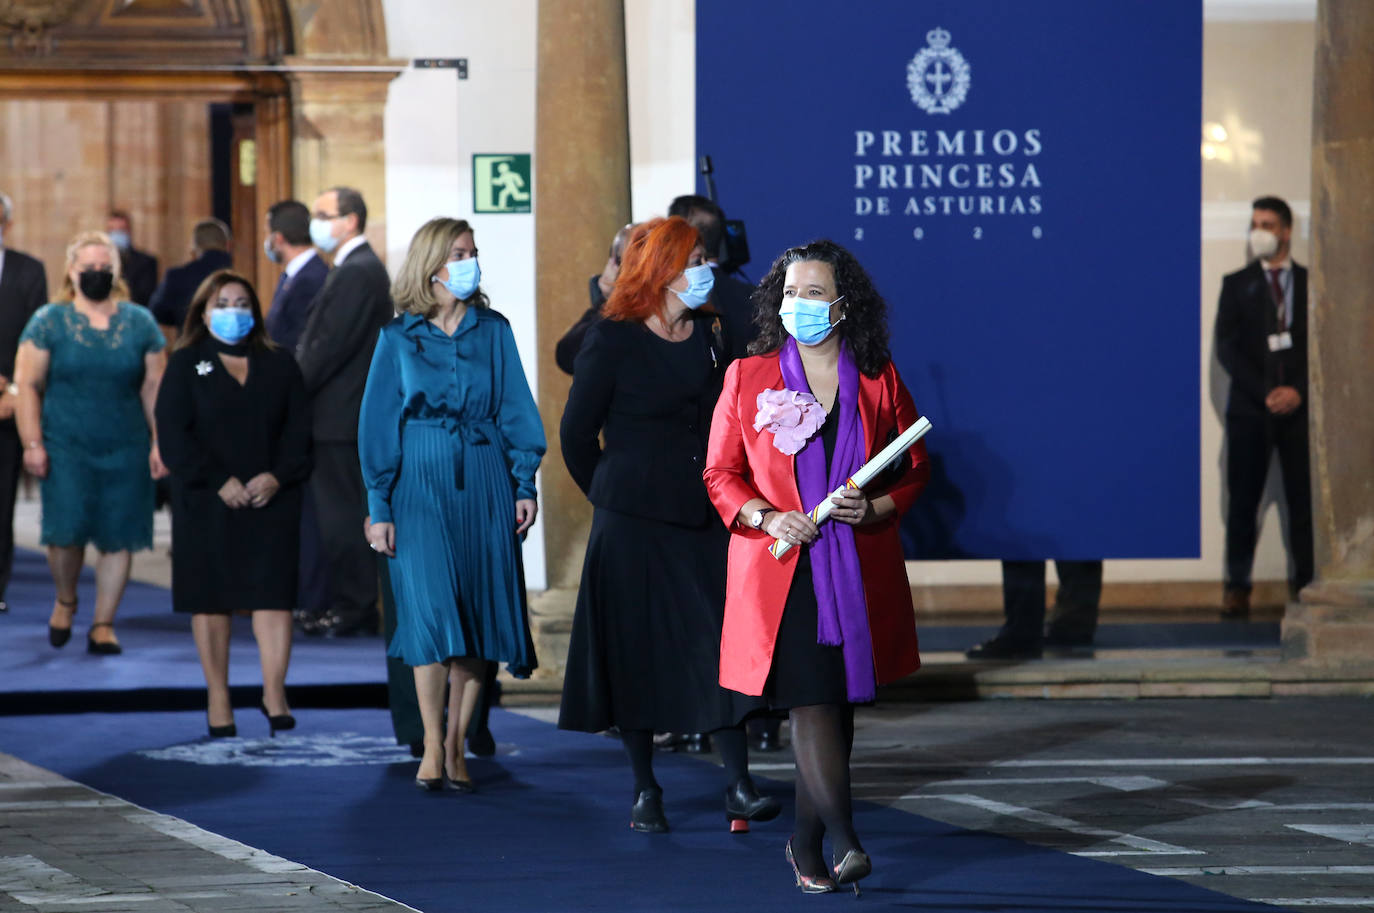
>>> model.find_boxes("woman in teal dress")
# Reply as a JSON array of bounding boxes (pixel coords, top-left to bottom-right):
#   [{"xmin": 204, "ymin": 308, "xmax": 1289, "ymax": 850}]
[
  {"xmin": 360, "ymin": 217, "xmax": 545, "ymax": 792},
  {"xmin": 14, "ymin": 230, "xmax": 167, "ymax": 655}
]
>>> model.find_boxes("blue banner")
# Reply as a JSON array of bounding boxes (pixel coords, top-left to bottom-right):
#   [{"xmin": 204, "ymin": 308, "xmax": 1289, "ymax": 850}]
[{"xmin": 697, "ymin": 0, "xmax": 1201, "ymax": 560}]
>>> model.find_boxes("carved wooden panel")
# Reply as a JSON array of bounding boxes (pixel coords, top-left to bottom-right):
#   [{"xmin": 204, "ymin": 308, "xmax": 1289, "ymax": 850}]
[{"xmin": 0, "ymin": 0, "xmax": 289, "ymax": 63}]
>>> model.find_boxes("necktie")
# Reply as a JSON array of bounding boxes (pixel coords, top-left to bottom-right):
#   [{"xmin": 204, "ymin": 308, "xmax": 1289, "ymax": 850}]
[{"xmin": 1268, "ymin": 268, "xmax": 1286, "ymax": 331}]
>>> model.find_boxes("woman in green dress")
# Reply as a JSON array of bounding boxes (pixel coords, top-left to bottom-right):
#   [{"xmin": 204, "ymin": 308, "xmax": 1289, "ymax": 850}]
[{"xmin": 14, "ymin": 230, "xmax": 168, "ymax": 655}]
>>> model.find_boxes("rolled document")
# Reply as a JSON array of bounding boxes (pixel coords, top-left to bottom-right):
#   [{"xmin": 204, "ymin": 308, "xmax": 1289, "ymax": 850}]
[{"xmin": 769, "ymin": 416, "xmax": 933, "ymax": 559}]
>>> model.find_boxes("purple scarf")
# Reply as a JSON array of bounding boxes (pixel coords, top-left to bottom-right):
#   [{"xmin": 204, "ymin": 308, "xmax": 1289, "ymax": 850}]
[{"xmin": 779, "ymin": 338, "xmax": 876, "ymax": 702}]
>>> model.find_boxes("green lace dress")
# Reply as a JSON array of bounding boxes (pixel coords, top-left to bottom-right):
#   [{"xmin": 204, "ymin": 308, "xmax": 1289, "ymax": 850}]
[{"xmin": 19, "ymin": 302, "xmax": 165, "ymax": 551}]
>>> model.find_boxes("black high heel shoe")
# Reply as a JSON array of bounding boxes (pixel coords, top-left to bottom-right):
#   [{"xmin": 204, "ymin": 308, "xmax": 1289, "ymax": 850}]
[
  {"xmin": 786, "ymin": 837, "xmax": 837, "ymax": 894},
  {"xmin": 832, "ymin": 848, "xmax": 872, "ymax": 896},
  {"xmin": 259, "ymin": 703, "xmax": 296, "ymax": 737},
  {"xmin": 630, "ymin": 787, "xmax": 669, "ymax": 833},
  {"xmin": 724, "ymin": 776, "xmax": 782, "ymax": 833},
  {"xmin": 48, "ymin": 597, "xmax": 77, "ymax": 648},
  {"xmin": 207, "ymin": 717, "xmax": 237, "ymax": 739}
]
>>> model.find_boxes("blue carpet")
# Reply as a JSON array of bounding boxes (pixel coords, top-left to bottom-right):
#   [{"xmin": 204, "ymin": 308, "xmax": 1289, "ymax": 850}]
[
  {"xmin": 1, "ymin": 547, "xmax": 385, "ymax": 711},
  {"xmin": 0, "ymin": 708, "xmax": 1291, "ymax": 912}
]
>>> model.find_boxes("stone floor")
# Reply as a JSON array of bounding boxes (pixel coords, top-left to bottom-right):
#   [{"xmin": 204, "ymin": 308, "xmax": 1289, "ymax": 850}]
[{"xmin": 0, "ymin": 754, "xmax": 414, "ymax": 913}]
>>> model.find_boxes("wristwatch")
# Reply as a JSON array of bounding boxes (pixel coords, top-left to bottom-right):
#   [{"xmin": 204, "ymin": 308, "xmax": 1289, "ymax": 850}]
[{"xmin": 749, "ymin": 507, "xmax": 775, "ymax": 530}]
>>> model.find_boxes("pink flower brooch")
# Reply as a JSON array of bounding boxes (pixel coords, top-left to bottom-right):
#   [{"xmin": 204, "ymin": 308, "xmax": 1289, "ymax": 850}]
[{"xmin": 754, "ymin": 388, "xmax": 826, "ymax": 456}]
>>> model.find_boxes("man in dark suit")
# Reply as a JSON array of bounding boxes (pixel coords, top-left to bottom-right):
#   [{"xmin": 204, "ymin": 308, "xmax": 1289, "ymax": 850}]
[
  {"xmin": 1215, "ymin": 195, "xmax": 1312, "ymax": 620},
  {"xmin": 0, "ymin": 192, "xmax": 48, "ymax": 613},
  {"xmin": 149, "ymin": 219, "xmax": 233, "ymax": 338},
  {"xmin": 263, "ymin": 200, "xmax": 329, "ymax": 352},
  {"xmin": 106, "ymin": 210, "xmax": 159, "ymax": 308},
  {"xmin": 296, "ymin": 186, "xmax": 392, "ymax": 637},
  {"xmin": 966, "ymin": 560, "xmax": 1104, "ymax": 660},
  {"xmin": 262, "ymin": 199, "xmax": 332, "ymax": 628}
]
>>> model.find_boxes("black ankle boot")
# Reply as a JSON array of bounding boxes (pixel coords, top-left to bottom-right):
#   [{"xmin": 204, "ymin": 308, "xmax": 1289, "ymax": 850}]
[
  {"xmin": 725, "ymin": 776, "xmax": 782, "ymax": 824},
  {"xmin": 630, "ymin": 787, "xmax": 669, "ymax": 833}
]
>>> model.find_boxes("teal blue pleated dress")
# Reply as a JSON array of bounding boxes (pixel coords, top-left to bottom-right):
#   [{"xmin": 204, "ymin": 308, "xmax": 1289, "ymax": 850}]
[
  {"xmin": 19, "ymin": 302, "xmax": 164, "ymax": 551},
  {"xmin": 358, "ymin": 309, "xmax": 545, "ymax": 675}
]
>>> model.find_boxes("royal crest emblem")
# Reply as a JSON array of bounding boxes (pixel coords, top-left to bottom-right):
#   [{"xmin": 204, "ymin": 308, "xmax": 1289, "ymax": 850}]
[{"xmin": 907, "ymin": 27, "xmax": 971, "ymax": 115}]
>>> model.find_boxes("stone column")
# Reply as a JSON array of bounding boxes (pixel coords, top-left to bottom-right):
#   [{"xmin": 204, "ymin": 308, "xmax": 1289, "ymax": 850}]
[
  {"xmin": 1280, "ymin": 0, "xmax": 1374, "ymax": 663},
  {"xmin": 529, "ymin": 0, "xmax": 632, "ymax": 679},
  {"xmin": 284, "ymin": 64, "xmax": 403, "ymax": 262}
]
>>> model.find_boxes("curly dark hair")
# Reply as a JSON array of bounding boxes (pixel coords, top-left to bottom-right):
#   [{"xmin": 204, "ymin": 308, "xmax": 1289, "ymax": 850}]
[{"xmin": 748, "ymin": 239, "xmax": 891, "ymax": 378}]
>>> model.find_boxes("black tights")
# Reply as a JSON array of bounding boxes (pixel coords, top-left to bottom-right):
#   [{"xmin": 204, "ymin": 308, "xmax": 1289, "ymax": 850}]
[
  {"xmin": 790, "ymin": 703, "xmax": 858, "ymax": 875},
  {"xmin": 621, "ymin": 725, "xmax": 750, "ymax": 796}
]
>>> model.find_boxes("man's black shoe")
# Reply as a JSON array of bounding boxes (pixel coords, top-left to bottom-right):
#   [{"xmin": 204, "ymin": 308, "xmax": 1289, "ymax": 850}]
[
  {"xmin": 965, "ymin": 638, "xmax": 1042, "ymax": 660},
  {"xmin": 1044, "ymin": 640, "xmax": 1095, "ymax": 659}
]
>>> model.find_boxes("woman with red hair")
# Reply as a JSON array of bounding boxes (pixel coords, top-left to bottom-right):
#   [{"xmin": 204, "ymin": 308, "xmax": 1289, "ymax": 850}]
[{"xmin": 558, "ymin": 217, "xmax": 778, "ymax": 834}]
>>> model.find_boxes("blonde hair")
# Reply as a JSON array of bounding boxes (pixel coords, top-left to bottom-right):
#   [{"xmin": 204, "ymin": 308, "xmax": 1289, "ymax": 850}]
[
  {"xmin": 57, "ymin": 230, "xmax": 130, "ymax": 303},
  {"xmin": 392, "ymin": 217, "xmax": 486, "ymax": 317}
]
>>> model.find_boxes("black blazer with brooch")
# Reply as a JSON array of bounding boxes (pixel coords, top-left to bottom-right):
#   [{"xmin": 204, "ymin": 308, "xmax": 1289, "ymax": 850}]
[
  {"xmin": 295, "ymin": 242, "xmax": 394, "ymax": 443},
  {"xmin": 0, "ymin": 247, "xmax": 47, "ymax": 381},
  {"xmin": 560, "ymin": 311, "xmax": 731, "ymax": 527},
  {"xmin": 1215, "ymin": 260, "xmax": 1308, "ymax": 418}
]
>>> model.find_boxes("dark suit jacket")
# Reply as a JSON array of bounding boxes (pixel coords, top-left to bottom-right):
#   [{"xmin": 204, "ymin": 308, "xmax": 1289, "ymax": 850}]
[
  {"xmin": 149, "ymin": 249, "xmax": 233, "ymax": 330},
  {"xmin": 295, "ymin": 242, "xmax": 393, "ymax": 443},
  {"xmin": 121, "ymin": 246, "xmax": 159, "ymax": 307},
  {"xmin": 0, "ymin": 247, "xmax": 47, "ymax": 380},
  {"xmin": 1215, "ymin": 260, "xmax": 1308, "ymax": 418},
  {"xmin": 265, "ymin": 253, "xmax": 329, "ymax": 353},
  {"xmin": 711, "ymin": 266, "xmax": 758, "ymax": 360},
  {"xmin": 560, "ymin": 312, "xmax": 732, "ymax": 527}
]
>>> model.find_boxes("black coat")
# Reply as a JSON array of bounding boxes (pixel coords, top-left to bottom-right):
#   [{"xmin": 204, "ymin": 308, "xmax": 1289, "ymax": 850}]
[
  {"xmin": 0, "ymin": 247, "xmax": 47, "ymax": 380},
  {"xmin": 149, "ymin": 249, "xmax": 233, "ymax": 330},
  {"xmin": 121, "ymin": 246, "xmax": 159, "ymax": 308},
  {"xmin": 1215, "ymin": 260, "xmax": 1308, "ymax": 418},
  {"xmin": 560, "ymin": 313, "xmax": 731, "ymax": 527},
  {"xmin": 154, "ymin": 337, "xmax": 312, "ymax": 612},
  {"xmin": 265, "ymin": 252, "xmax": 328, "ymax": 352},
  {"xmin": 295, "ymin": 242, "xmax": 393, "ymax": 443}
]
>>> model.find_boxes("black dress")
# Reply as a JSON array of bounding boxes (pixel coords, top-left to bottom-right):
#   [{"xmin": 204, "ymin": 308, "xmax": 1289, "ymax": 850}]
[
  {"xmin": 558, "ymin": 315, "xmax": 763, "ymax": 734},
  {"xmin": 154, "ymin": 336, "xmax": 312, "ymax": 613},
  {"xmin": 763, "ymin": 409, "xmax": 849, "ymax": 709}
]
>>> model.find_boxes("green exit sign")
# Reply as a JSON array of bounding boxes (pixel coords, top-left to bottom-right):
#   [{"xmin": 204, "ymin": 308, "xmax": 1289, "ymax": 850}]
[{"xmin": 473, "ymin": 154, "xmax": 532, "ymax": 213}]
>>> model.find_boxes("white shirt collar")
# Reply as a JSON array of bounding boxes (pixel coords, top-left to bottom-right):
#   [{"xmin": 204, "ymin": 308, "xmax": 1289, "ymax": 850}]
[
  {"xmin": 1260, "ymin": 255, "xmax": 1292, "ymax": 272},
  {"xmin": 334, "ymin": 235, "xmax": 367, "ymax": 265},
  {"xmin": 285, "ymin": 247, "xmax": 316, "ymax": 279}
]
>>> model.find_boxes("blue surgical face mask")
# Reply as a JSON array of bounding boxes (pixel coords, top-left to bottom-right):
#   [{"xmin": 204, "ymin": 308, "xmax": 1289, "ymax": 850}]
[
  {"xmin": 779, "ymin": 294, "xmax": 845, "ymax": 346},
  {"xmin": 434, "ymin": 258, "xmax": 480, "ymax": 301},
  {"xmin": 672, "ymin": 263, "xmax": 715, "ymax": 309},
  {"xmin": 263, "ymin": 236, "xmax": 281, "ymax": 264},
  {"xmin": 309, "ymin": 218, "xmax": 339, "ymax": 253},
  {"xmin": 209, "ymin": 307, "xmax": 255, "ymax": 344},
  {"xmin": 108, "ymin": 229, "xmax": 131, "ymax": 250}
]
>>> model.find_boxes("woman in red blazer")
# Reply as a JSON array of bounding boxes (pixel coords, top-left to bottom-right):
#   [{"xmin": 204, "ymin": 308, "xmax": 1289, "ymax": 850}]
[{"xmin": 704, "ymin": 240, "xmax": 930, "ymax": 895}]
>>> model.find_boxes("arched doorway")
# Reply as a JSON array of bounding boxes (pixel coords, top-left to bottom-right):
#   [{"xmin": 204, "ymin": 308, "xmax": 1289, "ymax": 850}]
[{"xmin": 0, "ymin": 0, "xmax": 399, "ymax": 299}]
